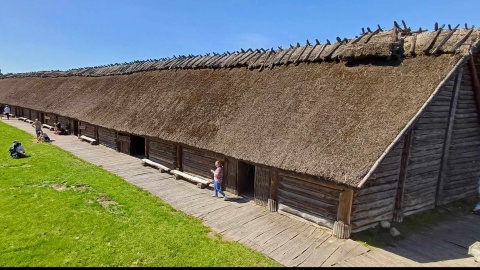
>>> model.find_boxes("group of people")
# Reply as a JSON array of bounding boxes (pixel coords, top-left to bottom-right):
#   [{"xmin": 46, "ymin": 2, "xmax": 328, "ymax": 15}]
[
  {"xmin": 32, "ymin": 118, "xmax": 62, "ymax": 142},
  {"xmin": 6, "ymin": 114, "xmax": 230, "ymax": 200},
  {"xmin": 0, "ymin": 104, "xmax": 11, "ymax": 119}
]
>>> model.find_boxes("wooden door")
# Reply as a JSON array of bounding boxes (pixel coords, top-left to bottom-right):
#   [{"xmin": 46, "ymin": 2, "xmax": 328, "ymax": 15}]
[{"xmin": 117, "ymin": 134, "xmax": 131, "ymax": 154}]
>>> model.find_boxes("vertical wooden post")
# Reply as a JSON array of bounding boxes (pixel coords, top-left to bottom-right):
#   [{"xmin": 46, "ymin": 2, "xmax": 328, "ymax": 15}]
[
  {"xmin": 94, "ymin": 126, "xmax": 99, "ymax": 142},
  {"xmin": 333, "ymin": 188, "xmax": 354, "ymax": 239},
  {"xmin": 145, "ymin": 137, "xmax": 150, "ymax": 159},
  {"xmin": 115, "ymin": 131, "xmax": 119, "ymax": 151},
  {"xmin": 436, "ymin": 67, "xmax": 463, "ymax": 205},
  {"xmin": 176, "ymin": 145, "xmax": 183, "ymax": 170},
  {"xmin": 268, "ymin": 171, "xmax": 279, "ymax": 212},
  {"xmin": 393, "ymin": 128, "xmax": 413, "ymax": 222}
]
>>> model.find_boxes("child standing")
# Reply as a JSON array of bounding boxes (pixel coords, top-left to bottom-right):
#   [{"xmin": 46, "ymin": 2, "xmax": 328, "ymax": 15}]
[{"xmin": 210, "ymin": 160, "xmax": 228, "ymax": 201}]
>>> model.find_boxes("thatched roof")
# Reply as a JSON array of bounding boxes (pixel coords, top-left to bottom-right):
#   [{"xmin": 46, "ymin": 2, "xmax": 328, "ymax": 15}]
[{"xmin": 0, "ymin": 23, "xmax": 478, "ymax": 187}]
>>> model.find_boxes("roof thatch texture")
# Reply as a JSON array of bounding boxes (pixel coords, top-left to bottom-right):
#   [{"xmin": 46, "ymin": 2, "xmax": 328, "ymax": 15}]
[
  {"xmin": 2, "ymin": 25, "xmax": 477, "ymax": 78},
  {"xmin": 0, "ymin": 54, "xmax": 463, "ymax": 186}
]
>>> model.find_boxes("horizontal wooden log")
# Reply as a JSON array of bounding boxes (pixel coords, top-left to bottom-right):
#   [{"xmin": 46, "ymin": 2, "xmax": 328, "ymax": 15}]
[
  {"xmin": 406, "ymin": 158, "xmax": 441, "ymax": 171},
  {"xmin": 279, "ymin": 172, "xmax": 344, "ymax": 191},
  {"xmin": 278, "ymin": 205, "xmax": 335, "ymax": 229},
  {"xmin": 149, "ymin": 141, "xmax": 176, "ymax": 153},
  {"xmin": 278, "ymin": 190, "xmax": 337, "ymax": 216},
  {"xmin": 416, "ymin": 117, "xmax": 449, "ymax": 124},
  {"xmin": 402, "ymin": 202, "xmax": 435, "ymax": 217},
  {"xmin": 183, "ymin": 147, "xmax": 218, "ymax": 159},
  {"xmin": 149, "ymin": 151, "xmax": 176, "ymax": 163},
  {"xmin": 424, "ymin": 105, "xmax": 451, "ymax": 113},
  {"xmin": 446, "ymin": 154, "xmax": 480, "ymax": 166},
  {"xmin": 379, "ymin": 154, "xmax": 402, "ymax": 166},
  {"xmin": 406, "ymin": 165, "xmax": 440, "ymax": 178},
  {"xmin": 405, "ymin": 175, "xmax": 437, "ymax": 188},
  {"xmin": 42, "ymin": 124, "xmax": 54, "ymax": 131},
  {"xmin": 404, "ymin": 181, "xmax": 437, "ymax": 195},
  {"xmin": 444, "ymin": 177, "xmax": 478, "ymax": 189},
  {"xmin": 170, "ymin": 169, "xmax": 211, "ymax": 187},
  {"xmin": 182, "ymin": 164, "xmax": 211, "ymax": 179},
  {"xmin": 413, "ymin": 122, "xmax": 449, "ymax": 130},
  {"xmin": 182, "ymin": 153, "xmax": 216, "ymax": 167},
  {"xmin": 352, "ymin": 196, "xmax": 396, "ymax": 214},
  {"xmin": 353, "ymin": 189, "xmax": 397, "ymax": 204},
  {"xmin": 355, "ymin": 181, "xmax": 398, "ymax": 196},
  {"xmin": 446, "ymin": 170, "xmax": 480, "ymax": 182},
  {"xmin": 441, "ymin": 182, "xmax": 478, "ymax": 196},
  {"xmin": 80, "ymin": 135, "xmax": 97, "ymax": 145},
  {"xmin": 364, "ymin": 174, "xmax": 399, "ymax": 187},
  {"xmin": 452, "ymin": 122, "xmax": 480, "ymax": 130},
  {"xmin": 374, "ymin": 162, "xmax": 401, "ymax": 173},
  {"xmin": 351, "ymin": 204, "xmax": 394, "ymax": 220},
  {"xmin": 372, "ymin": 169, "xmax": 400, "ymax": 179},
  {"xmin": 351, "ymin": 212, "xmax": 393, "ymax": 230},
  {"xmin": 438, "ymin": 190, "xmax": 477, "ymax": 205},
  {"xmin": 448, "ymin": 165, "xmax": 480, "ymax": 177},
  {"xmin": 404, "ymin": 189, "xmax": 436, "ymax": 204},
  {"xmin": 409, "ymin": 148, "xmax": 443, "ymax": 159},
  {"xmin": 141, "ymin": 158, "xmax": 171, "ymax": 172},
  {"xmin": 279, "ymin": 181, "xmax": 339, "ymax": 204}
]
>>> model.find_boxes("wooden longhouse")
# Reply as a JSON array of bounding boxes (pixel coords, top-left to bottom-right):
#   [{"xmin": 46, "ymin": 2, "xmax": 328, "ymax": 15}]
[{"xmin": 1, "ymin": 22, "xmax": 480, "ymax": 238}]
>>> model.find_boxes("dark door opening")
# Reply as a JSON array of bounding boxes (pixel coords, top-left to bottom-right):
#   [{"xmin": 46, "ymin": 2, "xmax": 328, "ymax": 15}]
[
  {"xmin": 130, "ymin": 135, "xmax": 145, "ymax": 157},
  {"xmin": 238, "ymin": 161, "xmax": 255, "ymax": 199},
  {"xmin": 73, "ymin": 120, "xmax": 79, "ymax": 136}
]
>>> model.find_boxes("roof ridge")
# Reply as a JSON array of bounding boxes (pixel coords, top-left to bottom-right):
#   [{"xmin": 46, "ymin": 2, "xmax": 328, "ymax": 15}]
[{"xmin": 1, "ymin": 21, "xmax": 478, "ymax": 78}]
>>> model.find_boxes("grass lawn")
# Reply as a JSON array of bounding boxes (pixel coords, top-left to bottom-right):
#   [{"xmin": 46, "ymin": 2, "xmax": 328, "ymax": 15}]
[{"xmin": 0, "ymin": 121, "xmax": 282, "ymax": 267}]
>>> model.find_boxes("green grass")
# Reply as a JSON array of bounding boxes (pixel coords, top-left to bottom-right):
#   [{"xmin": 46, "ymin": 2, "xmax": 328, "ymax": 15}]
[
  {"xmin": 0, "ymin": 121, "xmax": 282, "ymax": 267},
  {"xmin": 351, "ymin": 195, "xmax": 478, "ymax": 248}
]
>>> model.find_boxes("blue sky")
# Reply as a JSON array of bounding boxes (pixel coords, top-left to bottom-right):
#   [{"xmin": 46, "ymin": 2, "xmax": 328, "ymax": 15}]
[{"xmin": 1, "ymin": 0, "xmax": 479, "ymax": 73}]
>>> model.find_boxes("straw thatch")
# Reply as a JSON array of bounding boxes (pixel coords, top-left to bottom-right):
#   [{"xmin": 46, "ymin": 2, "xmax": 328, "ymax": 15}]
[
  {"xmin": 1, "ymin": 23, "xmax": 478, "ymax": 78},
  {"xmin": 0, "ymin": 53, "xmax": 464, "ymax": 186},
  {"xmin": 1, "ymin": 22, "xmax": 479, "ymax": 187}
]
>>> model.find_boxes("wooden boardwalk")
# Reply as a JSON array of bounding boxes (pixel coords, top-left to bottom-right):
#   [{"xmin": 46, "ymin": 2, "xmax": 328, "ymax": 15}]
[{"xmin": 3, "ymin": 118, "xmax": 480, "ymax": 267}]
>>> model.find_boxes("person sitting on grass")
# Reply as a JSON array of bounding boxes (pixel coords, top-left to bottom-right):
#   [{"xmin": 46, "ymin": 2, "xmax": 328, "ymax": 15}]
[
  {"xmin": 37, "ymin": 131, "xmax": 52, "ymax": 143},
  {"xmin": 9, "ymin": 140, "xmax": 26, "ymax": 158}
]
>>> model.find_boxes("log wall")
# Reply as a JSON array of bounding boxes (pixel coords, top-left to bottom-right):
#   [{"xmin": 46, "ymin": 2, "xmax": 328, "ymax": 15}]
[
  {"xmin": 254, "ymin": 166, "xmax": 271, "ymax": 206},
  {"xmin": 182, "ymin": 147, "xmax": 220, "ymax": 179},
  {"xmin": 22, "ymin": 107, "xmax": 30, "ymax": 119},
  {"xmin": 80, "ymin": 121, "xmax": 96, "ymax": 138},
  {"xmin": 44, "ymin": 113, "xmax": 56, "ymax": 125},
  {"xmin": 278, "ymin": 173, "xmax": 341, "ymax": 229},
  {"xmin": 30, "ymin": 110, "xmax": 39, "ymax": 120},
  {"xmin": 441, "ymin": 64, "xmax": 480, "ymax": 203},
  {"xmin": 98, "ymin": 126, "xmax": 117, "ymax": 150},
  {"xmin": 9, "ymin": 106, "xmax": 17, "ymax": 116},
  {"xmin": 401, "ymin": 81, "xmax": 453, "ymax": 217},
  {"xmin": 351, "ymin": 139, "xmax": 403, "ymax": 232},
  {"xmin": 148, "ymin": 138, "xmax": 177, "ymax": 169}
]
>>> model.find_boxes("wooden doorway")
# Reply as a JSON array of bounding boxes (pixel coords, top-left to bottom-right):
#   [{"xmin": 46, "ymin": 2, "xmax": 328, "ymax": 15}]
[
  {"xmin": 73, "ymin": 120, "xmax": 79, "ymax": 136},
  {"xmin": 130, "ymin": 135, "xmax": 145, "ymax": 158},
  {"xmin": 238, "ymin": 161, "xmax": 255, "ymax": 199},
  {"xmin": 117, "ymin": 133, "xmax": 131, "ymax": 155}
]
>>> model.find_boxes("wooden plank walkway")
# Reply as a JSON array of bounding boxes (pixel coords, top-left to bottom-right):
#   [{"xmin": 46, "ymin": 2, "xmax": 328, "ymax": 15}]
[{"xmin": 3, "ymin": 118, "xmax": 480, "ymax": 267}]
